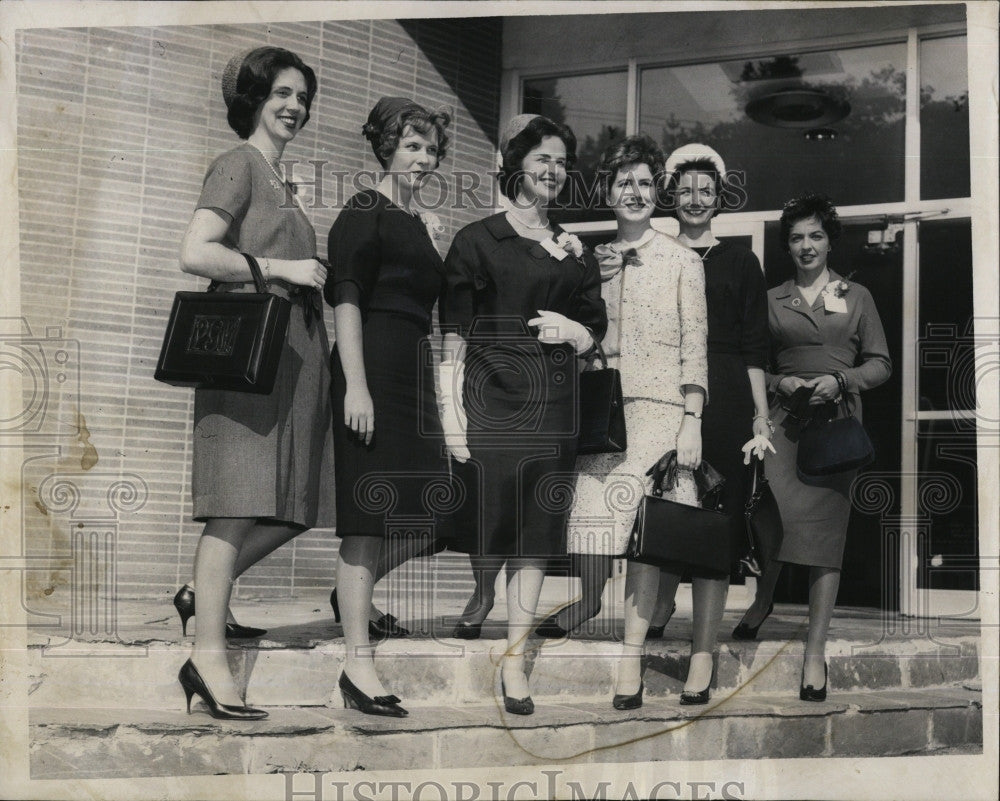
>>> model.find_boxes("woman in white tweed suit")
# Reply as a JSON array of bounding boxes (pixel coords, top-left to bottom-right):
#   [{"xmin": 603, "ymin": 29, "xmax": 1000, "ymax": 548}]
[{"xmin": 557, "ymin": 135, "xmax": 708, "ymax": 709}]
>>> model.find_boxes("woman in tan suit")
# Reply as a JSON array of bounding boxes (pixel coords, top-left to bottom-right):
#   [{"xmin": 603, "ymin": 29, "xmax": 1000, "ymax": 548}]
[{"xmin": 560, "ymin": 135, "xmax": 708, "ymax": 709}]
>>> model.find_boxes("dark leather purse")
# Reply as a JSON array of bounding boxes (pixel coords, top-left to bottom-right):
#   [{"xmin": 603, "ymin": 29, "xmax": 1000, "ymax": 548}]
[
  {"xmin": 154, "ymin": 253, "xmax": 291, "ymax": 394},
  {"xmin": 626, "ymin": 450, "xmax": 731, "ymax": 573},
  {"xmin": 796, "ymin": 394, "xmax": 874, "ymax": 484},
  {"xmin": 739, "ymin": 458, "xmax": 783, "ymax": 577},
  {"xmin": 577, "ymin": 340, "xmax": 627, "ymax": 455}
]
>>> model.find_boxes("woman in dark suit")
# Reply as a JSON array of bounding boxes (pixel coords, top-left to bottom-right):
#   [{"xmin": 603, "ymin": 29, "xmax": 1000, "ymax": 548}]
[
  {"xmin": 440, "ymin": 114, "xmax": 607, "ymax": 714},
  {"xmin": 734, "ymin": 194, "xmax": 890, "ymax": 700}
]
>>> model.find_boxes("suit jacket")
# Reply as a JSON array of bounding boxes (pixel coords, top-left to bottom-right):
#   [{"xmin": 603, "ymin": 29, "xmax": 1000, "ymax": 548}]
[
  {"xmin": 602, "ymin": 230, "xmax": 708, "ymax": 405},
  {"xmin": 766, "ymin": 272, "xmax": 891, "ymax": 401}
]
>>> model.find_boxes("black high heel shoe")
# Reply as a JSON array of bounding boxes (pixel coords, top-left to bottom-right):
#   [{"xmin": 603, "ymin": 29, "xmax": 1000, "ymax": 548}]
[
  {"xmin": 799, "ymin": 662, "xmax": 828, "ymax": 702},
  {"xmin": 330, "ymin": 589, "xmax": 410, "ymax": 639},
  {"xmin": 534, "ymin": 614, "xmax": 570, "ymax": 639},
  {"xmin": 177, "ymin": 659, "xmax": 267, "ymax": 720},
  {"xmin": 451, "ymin": 621, "xmax": 483, "ymax": 639},
  {"xmin": 339, "ymin": 671, "xmax": 408, "ymax": 717},
  {"xmin": 679, "ymin": 654, "xmax": 717, "ymax": 706},
  {"xmin": 612, "ymin": 682, "xmax": 644, "ymax": 710},
  {"xmin": 732, "ymin": 602, "xmax": 773, "ymax": 641},
  {"xmin": 645, "ymin": 602, "xmax": 677, "ymax": 640},
  {"xmin": 173, "ymin": 586, "xmax": 267, "ymax": 639},
  {"xmin": 501, "ymin": 677, "xmax": 534, "ymax": 715}
]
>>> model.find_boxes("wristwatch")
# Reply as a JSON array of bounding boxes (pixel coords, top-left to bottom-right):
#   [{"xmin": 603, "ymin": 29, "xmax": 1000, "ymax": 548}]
[{"xmin": 684, "ymin": 411, "xmax": 702, "ymax": 420}]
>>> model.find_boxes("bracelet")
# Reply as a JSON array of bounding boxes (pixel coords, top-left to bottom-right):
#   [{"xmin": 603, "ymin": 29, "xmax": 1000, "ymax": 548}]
[
  {"xmin": 754, "ymin": 414, "xmax": 775, "ymax": 433},
  {"xmin": 262, "ymin": 257, "xmax": 272, "ymax": 282}
]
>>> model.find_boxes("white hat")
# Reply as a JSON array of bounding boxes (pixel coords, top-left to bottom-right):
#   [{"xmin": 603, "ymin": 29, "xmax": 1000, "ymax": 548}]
[{"xmin": 664, "ymin": 143, "xmax": 726, "ymax": 178}]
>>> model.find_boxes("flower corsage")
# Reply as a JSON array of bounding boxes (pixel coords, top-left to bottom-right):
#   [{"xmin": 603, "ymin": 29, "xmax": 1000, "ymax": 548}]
[{"xmin": 419, "ymin": 211, "xmax": 447, "ymax": 242}]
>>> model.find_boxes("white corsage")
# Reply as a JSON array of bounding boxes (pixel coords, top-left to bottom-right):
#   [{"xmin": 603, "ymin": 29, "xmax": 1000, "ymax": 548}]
[
  {"xmin": 823, "ymin": 271, "xmax": 856, "ymax": 299},
  {"xmin": 555, "ymin": 232, "xmax": 585, "ymax": 260},
  {"xmin": 419, "ymin": 212, "xmax": 447, "ymax": 242}
]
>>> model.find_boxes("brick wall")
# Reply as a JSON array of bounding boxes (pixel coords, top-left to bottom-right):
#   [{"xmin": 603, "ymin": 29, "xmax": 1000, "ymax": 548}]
[{"xmin": 14, "ymin": 18, "xmax": 502, "ymax": 600}]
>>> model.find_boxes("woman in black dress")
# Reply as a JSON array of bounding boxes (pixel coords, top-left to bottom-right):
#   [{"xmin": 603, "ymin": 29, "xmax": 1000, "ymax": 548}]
[
  {"xmin": 643, "ymin": 144, "xmax": 773, "ymax": 701},
  {"xmin": 325, "ymin": 97, "xmax": 451, "ymax": 717},
  {"xmin": 440, "ymin": 114, "xmax": 607, "ymax": 714}
]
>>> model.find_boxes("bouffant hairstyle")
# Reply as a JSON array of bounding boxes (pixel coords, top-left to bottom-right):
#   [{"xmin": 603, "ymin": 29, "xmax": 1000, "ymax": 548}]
[
  {"xmin": 365, "ymin": 107, "xmax": 452, "ymax": 169},
  {"xmin": 497, "ymin": 116, "xmax": 577, "ymax": 201},
  {"xmin": 779, "ymin": 193, "xmax": 842, "ymax": 251},
  {"xmin": 226, "ymin": 47, "xmax": 317, "ymax": 140},
  {"xmin": 598, "ymin": 134, "xmax": 665, "ymax": 201},
  {"xmin": 664, "ymin": 156, "xmax": 724, "ymax": 202}
]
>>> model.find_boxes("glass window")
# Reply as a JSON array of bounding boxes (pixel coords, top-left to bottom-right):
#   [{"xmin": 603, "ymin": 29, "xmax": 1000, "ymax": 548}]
[
  {"xmin": 920, "ymin": 36, "xmax": 970, "ymax": 200},
  {"xmin": 917, "ymin": 218, "xmax": 976, "ymax": 413},
  {"xmin": 915, "ymin": 419, "xmax": 978, "ymax": 591},
  {"xmin": 639, "ymin": 43, "xmax": 907, "ymax": 211},
  {"xmin": 522, "ymin": 71, "xmax": 628, "ymax": 222}
]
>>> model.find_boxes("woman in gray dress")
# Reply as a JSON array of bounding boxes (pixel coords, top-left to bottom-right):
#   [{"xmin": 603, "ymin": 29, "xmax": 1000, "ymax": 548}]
[
  {"xmin": 734, "ymin": 194, "xmax": 890, "ymax": 700},
  {"xmin": 174, "ymin": 47, "xmax": 335, "ymax": 719}
]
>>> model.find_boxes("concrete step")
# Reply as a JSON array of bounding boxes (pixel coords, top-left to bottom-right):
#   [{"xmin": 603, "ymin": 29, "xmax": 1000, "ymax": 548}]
[
  {"xmin": 29, "ymin": 685, "xmax": 983, "ymax": 778},
  {"xmin": 25, "ymin": 622, "xmax": 981, "ymax": 711}
]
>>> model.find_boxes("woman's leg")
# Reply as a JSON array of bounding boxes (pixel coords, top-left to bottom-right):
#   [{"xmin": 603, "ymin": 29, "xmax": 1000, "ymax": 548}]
[
  {"xmin": 337, "ymin": 535, "xmax": 390, "ymax": 698},
  {"xmin": 685, "ymin": 575, "xmax": 729, "ymax": 692},
  {"xmin": 615, "ymin": 560, "xmax": 659, "ymax": 695},
  {"xmin": 456, "ymin": 556, "xmax": 501, "ymax": 625},
  {"xmin": 650, "ymin": 570, "xmax": 683, "ymax": 628},
  {"xmin": 804, "ymin": 566, "xmax": 840, "ymax": 688},
  {"xmin": 553, "ymin": 553, "xmax": 611, "ymax": 632},
  {"xmin": 189, "ymin": 517, "xmax": 256, "ymax": 706},
  {"xmin": 500, "ymin": 558, "xmax": 545, "ymax": 700},
  {"xmin": 739, "ymin": 558, "xmax": 783, "ymax": 628}
]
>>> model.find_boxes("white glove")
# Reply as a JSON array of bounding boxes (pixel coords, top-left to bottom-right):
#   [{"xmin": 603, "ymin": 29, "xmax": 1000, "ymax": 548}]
[
  {"xmin": 438, "ymin": 360, "xmax": 470, "ymax": 463},
  {"xmin": 527, "ymin": 310, "xmax": 594, "ymax": 355},
  {"xmin": 741, "ymin": 435, "xmax": 776, "ymax": 464}
]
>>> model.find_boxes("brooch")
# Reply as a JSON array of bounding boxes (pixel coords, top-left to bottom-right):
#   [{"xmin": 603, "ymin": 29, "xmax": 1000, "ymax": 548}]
[{"xmin": 791, "ymin": 297, "xmax": 801, "ymax": 307}]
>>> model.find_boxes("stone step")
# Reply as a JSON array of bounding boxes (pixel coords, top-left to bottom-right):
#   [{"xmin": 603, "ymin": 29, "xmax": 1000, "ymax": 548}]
[
  {"xmin": 25, "ymin": 626, "xmax": 980, "ymax": 711},
  {"xmin": 29, "ymin": 685, "xmax": 983, "ymax": 778}
]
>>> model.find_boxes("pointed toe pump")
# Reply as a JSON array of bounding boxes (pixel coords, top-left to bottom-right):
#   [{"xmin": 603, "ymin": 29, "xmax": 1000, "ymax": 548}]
[
  {"xmin": 173, "ymin": 586, "xmax": 267, "ymax": 639},
  {"xmin": 612, "ymin": 682, "xmax": 644, "ymax": 711},
  {"xmin": 177, "ymin": 659, "xmax": 268, "ymax": 721},
  {"xmin": 330, "ymin": 588, "xmax": 410, "ymax": 639},
  {"xmin": 501, "ymin": 678, "xmax": 535, "ymax": 716},
  {"xmin": 732, "ymin": 603, "xmax": 773, "ymax": 641},
  {"xmin": 799, "ymin": 662, "xmax": 828, "ymax": 702},
  {"xmin": 339, "ymin": 672, "xmax": 408, "ymax": 717}
]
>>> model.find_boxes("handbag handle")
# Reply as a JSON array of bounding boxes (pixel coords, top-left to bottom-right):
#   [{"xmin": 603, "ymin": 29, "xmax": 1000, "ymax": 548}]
[
  {"xmin": 582, "ymin": 337, "xmax": 608, "ymax": 370},
  {"xmin": 208, "ymin": 252, "xmax": 268, "ymax": 294}
]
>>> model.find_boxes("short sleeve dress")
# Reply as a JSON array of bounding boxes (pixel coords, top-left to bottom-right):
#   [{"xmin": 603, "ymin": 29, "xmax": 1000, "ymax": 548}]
[
  {"xmin": 325, "ymin": 189, "xmax": 448, "ymax": 538},
  {"xmin": 694, "ymin": 240, "xmax": 768, "ymax": 574},
  {"xmin": 764, "ymin": 273, "xmax": 891, "ymax": 568},
  {"xmin": 441, "ymin": 214, "xmax": 607, "ymax": 558},
  {"xmin": 191, "ymin": 143, "xmax": 336, "ymax": 529},
  {"xmin": 568, "ymin": 230, "xmax": 707, "ymax": 558}
]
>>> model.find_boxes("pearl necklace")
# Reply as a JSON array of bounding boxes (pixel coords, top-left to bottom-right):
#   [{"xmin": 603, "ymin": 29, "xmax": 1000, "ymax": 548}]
[
  {"xmin": 249, "ymin": 143, "xmax": 306, "ymax": 213},
  {"xmin": 506, "ymin": 208, "xmax": 551, "ymax": 230}
]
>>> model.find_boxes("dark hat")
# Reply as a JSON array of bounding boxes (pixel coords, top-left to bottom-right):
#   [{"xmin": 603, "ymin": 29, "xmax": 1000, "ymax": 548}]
[
  {"xmin": 362, "ymin": 96, "xmax": 428, "ymax": 146},
  {"xmin": 221, "ymin": 48, "xmax": 256, "ymax": 108}
]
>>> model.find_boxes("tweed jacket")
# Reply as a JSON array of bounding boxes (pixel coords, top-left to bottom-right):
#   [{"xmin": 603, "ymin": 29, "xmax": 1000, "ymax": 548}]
[{"xmin": 601, "ymin": 230, "xmax": 708, "ymax": 405}]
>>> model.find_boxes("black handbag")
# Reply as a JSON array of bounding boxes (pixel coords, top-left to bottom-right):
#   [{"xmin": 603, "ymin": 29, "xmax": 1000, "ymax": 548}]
[
  {"xmin": 796, "ymin": 394, "xmax": 874, "ymax": 484},
  {"xmin": 154, "ymin": 253, "xmax": 291, "ymax": 394},
  {"xmin": 625, "ymin": 450, "xmax": 731, "ymax": 573},
  {"xmin": 577, "ymin": 340, "xmax": 627, "ymax": 454},
  {"xmin": 739, "ymin": 458, "xmax": 783, "ymax": 578}
]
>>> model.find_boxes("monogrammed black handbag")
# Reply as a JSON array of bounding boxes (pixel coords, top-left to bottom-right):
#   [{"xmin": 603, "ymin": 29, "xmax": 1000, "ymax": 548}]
[
  {"xmin": 154, "ymin": 253, "xmax": 291, "ymax": 394},
  {"xmin": 577, "ymin": 341, "xmax": 627, "ymax": 454}
]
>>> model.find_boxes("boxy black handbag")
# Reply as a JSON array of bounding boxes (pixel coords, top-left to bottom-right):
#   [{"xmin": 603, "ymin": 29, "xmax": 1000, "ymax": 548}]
[
  {"xmin": 154, "ymin": 252, "xmax": 291, "ymax": 394},
  {"xmin": 577, "ymin": 340, "xmax": 627, "ymax": 455},
  {"xmin": 626, "ymin": 450, "xmax": 731, "ymax": 573}
]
